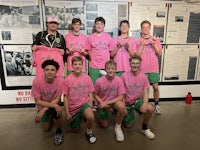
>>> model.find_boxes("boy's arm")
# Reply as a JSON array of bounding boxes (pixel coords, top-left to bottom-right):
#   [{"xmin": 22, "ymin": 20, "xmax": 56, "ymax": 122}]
[
  {"xmin": 63, "ymin": 95, "xmax": 72, "ymax": 122},
  {"xmin": 142, "ymin": 88, "xmax": 149, "ymax": 104},
  {"xmin": 93, "ymin": 93, "xmax": 103, "ymax": 104},
  {"xmin": 88, "ymin": 92, "xmax": 93, "ymax": 107},
  {"xmin": 105, "ymin": 95, "xmax": 124, "ymax": 105}
]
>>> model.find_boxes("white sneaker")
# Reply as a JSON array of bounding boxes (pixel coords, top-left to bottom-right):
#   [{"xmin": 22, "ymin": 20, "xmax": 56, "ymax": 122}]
[
  {"xmin": 115, "ymin": 127, "xmax": 124, "ymax": 142},
  {"xmin": 141, "ymin": 129, "xmax": 155, "ymax": 140},
  {"xmin": 155, "ymin": 104, "xmax": 161, "ymax": 114}
]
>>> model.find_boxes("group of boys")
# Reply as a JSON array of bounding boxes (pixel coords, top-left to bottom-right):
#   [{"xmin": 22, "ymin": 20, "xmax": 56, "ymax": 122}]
[{"xmin": 31, "ymin": 16, "xmax": 162, "ymax": 145}]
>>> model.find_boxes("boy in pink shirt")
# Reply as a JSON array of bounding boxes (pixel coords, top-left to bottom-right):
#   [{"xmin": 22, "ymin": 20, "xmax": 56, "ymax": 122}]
[
  {"xmin": 111, "ymin": 20, "xmax": 136, "ymax": 76},
  {"xmin": 88, "ymin": 17, "xmax": 113, "ymax": 83},
  {"xmin": 65, "ymin": 18, "xmax": 89, "ymax": 75},
  {"xmin": 31, "ymin": 59, "xmax": 64, "ymax": 145},
  {"xmin": 136, "ymin": 20, "xmax": 162, "ymax": 114},
  {"xmin": 121, "ymin": 55, "xmax": 155, "ymax": 140},
  {"xmin": 94, "ymin": 60, "xmax": 126, "ymax": 142},
  {"xmin": 63, "ymin": 56, "xmax": 96, "ymax": 144}
]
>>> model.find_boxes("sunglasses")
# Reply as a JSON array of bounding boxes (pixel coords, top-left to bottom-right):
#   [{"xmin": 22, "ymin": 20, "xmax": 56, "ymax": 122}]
[{"xmin": 48, "ymin": 22, "xmax": 58, "ymax": 25}]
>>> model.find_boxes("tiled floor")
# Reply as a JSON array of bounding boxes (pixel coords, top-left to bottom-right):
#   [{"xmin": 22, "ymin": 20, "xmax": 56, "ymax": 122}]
[{"xmin": 1, "ymin": 101, "xmax": 200, "ymax": 150}]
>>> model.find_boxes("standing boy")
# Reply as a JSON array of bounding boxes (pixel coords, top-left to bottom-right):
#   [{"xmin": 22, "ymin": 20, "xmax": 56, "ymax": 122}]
[
  {"xmin": 121, "ymin": 55, "xmax": 155, "ymax": 140},
  {"xmin": 63, "ymin": 56, "xmax": 96, "ymax": 144},
  {"xmin": 136, "ymin": 20, "xmax": 162, "ymax": 114},
  {"xmin": 31, "ymin": 59, "xmax": 64, "ymax": 145},
  {"xmin": 88, "ymin": 17, "xmax": 113, "ymax": 83},
  {"xmin": 94, "ymin": 60, "xmax": 126, "ymax": 142}
]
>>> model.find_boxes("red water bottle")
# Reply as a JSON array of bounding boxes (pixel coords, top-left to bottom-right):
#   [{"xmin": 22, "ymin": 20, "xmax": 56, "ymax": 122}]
[{"xmin": 185, "ymin": 92, "xmax": 192, "ymax": 104}]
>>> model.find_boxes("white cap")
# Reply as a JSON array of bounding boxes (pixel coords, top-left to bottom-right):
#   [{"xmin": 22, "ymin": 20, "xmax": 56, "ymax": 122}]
[{"xmin": 46, "ymin": 16, "xmax": 59, "ymax": 24}]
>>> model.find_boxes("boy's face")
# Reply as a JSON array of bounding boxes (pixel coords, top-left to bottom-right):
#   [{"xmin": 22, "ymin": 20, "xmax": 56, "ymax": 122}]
[
  {"xmin": 141, "ymin": 23, "xmax": 151, "ymax": 36},
  {"xmin": 72, "ymin": 61, "xmax": 83, "ymax": 74},
  {"xmin": 120, "ymin": 22, "xmax": 129, "ymax": 34},
  {"xmin": 130, "ymin": 59, "xmax": 141, "ymax": 72},
  {"xmin": 95, "ymin": 21, "xmax": 105, "ymax": 33},
  {"xmin": 47, "ymin": 22, "xmax": 59, "ymax": 32},
  {"xmin": 72, "ymin": 22, "xmax": 81, "ymax": 32},
  {"xmin": 44, "ymin": 65, "xmax": 57, "ymax": 80},
  {"xmin": 105, "ymin": 64, "xmax": 116, "ymax": 78}
]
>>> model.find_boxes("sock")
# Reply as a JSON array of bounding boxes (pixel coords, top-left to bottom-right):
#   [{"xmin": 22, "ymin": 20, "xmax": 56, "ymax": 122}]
[
  {"xmin": 56, "ymin": 128, "xmax": 62, "ymax": 134},
  {"xmin": 86, "ymin": 128, "xmax": 93, "ymax": 135},
  {"xmin": 142, "ymin": 123, "xmax": 148, "ymax": 130},
  {"xmin": 115, "ymin": 123, "xmax": 121, "ymax": 129},
  {"xmin": 155, "ymin": 101, "xmax": 159, "ymax": 105}
]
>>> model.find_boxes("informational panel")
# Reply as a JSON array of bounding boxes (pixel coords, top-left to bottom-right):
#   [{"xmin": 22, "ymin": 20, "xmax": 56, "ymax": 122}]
[
  {"xmin": 0, "ymin": 0, "xmax": 43, "ymax": 44},
  {"xmin": 129, "ymin": 1, "xmax": 168, "ymax": 43},
  {"xmin": 166, "ymin": 3, "xmax": 200, "ymax": 44},
  {"xmin": 44, "ymin": 0, "xmax": 128, "ymax": 37},
  {"xmin": 162, "ymin": 45, "xmax": 199, "ymax": 82},
  {"xmin": 0, "ymin": 45, "xmax": 35, "ymax": 89}
]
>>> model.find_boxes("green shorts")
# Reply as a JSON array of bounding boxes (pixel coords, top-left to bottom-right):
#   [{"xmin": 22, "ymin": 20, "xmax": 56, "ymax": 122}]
[
  {"xmin": 89, "ymin": 67, "xmax": 103, "ymax": 83},
  {"xmin": 123, "ymin": 99, "xmax": 143, "ymax": 125},
  {"xmin": 70, "ymin": 103, "xmax": 90, "ymax": 129},
  {"xmin": 116, "ymin": 71, "xmax": 123, "ymax": 76},
  {"xmin": 96, "ymin": 104, "xmax": 114, "ymax": 120},
  {"xmin": 145, "ymin": 73, "xmax": 160, "ymax": 84},
  {"xmin": 40, "ymin": 108, "xmax": 60, "ymax": 123}
]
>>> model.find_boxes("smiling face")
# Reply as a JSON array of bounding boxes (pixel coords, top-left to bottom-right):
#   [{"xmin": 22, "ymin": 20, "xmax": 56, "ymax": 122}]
[
  {"xmin": 44, "ymin": 65, "xmax": 57, "ymax": 82},
  {"xmin": 141, "ymin": 22, "xmax": 151, "ymax": 37},
  {"xmin": 130, "ymin": 58, "xmax": 141, "ymax": 73},
  {"xmin": 95, "ymin": 21, "xmax": 105, "ymax": 33},
  {"xmin": 120, "ymin": 22, "xmax": 129, "ymax": 35},
  {"xmin": 72, "ymin": 22, "xmax": 81, "ymax": 33},
  {"xmin": 105, "ymin": 64, "xmax": 116, "ymax": 79},
  {"xmin": 47, "ymin": 22, "xmax": 59, "ymax": 32},
  {"xmin": 72, "ymin": 60, "xmax": 83, "ymax": 76}
]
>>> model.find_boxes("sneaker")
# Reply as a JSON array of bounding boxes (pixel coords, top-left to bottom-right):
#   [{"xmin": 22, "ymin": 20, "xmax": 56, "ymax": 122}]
[
  {"xmin": 115, "ymin": 127, "xmax": 124, "ymax": 142},
  {"xmin": 141, "ymin": 129, "xmax": 155, "ymax": 140},
  {"xmin": 54, "ymin": 132, "xmax": 64, "ymax": 145},
  {"xmin": 155, "ymin": 104, "xmax": 161, "ymax": 114},
  {"xmin": 85, "ymin": 133, "xmax": 96, "ymax": 144}
]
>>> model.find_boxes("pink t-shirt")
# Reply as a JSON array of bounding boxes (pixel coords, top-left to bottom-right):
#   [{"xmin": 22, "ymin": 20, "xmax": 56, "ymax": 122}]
[
  {"xmin": 88, "ymin": 32, "xmax": 112, "ymax": 69},
  {"xmin": 136, "ymin": 36, "xmax": 162, "ymax": 73},
  {"xmin": 31, "ymin": 75, "xmax": 64, "ymax": 110},
  {"xmin": 63, "ymin": 73, "xmax": 94, "ymax": 116},
  {"xmin": 65, "ymin": 33, "xmax": 89, "ymax": 71},
  {"xmin": 111, "ymin": 36, "xmax": 136, "ymax": 72},
  {"xmin": 121, "ymin": 71, "xmax": 150, "ymax": 105},
  {"xmin": 94, "ymin": 76, "xmax": 125, "ymax": 103},
  {"xmin": 32, "ymin": 45, "xmax": 64, "ymax": 77}
]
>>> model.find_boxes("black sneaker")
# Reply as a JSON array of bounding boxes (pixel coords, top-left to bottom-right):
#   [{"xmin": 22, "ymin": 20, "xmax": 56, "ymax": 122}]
[
  {"xmin": 54, "ymin": 132, "xmax": 64, "ymax": 145},
  {"xmin": 85, "ymin": 132, "xmax": 96, "ymax": 144}
]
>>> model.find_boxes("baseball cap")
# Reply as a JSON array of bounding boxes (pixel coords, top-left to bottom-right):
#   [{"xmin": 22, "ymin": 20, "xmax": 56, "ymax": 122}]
[{"xmin": 46, "ymin": 16, "xmax": 59, "ymax": 24}]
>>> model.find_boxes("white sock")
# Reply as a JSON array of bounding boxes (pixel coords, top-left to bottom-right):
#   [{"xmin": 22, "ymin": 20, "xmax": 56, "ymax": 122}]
[
  {"xmin": 115, "ymin": 123, "xmax": 121, "ymax": 129},
  {"xmin": 86, "ymin": 128, "xmax": 93, "ymax": 135}
]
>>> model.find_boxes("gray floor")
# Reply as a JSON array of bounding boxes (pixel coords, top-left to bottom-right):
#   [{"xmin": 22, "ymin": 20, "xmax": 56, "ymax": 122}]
[{"xmin": 1, "ymin": 101, "xmax": 200, "ymax": 150}]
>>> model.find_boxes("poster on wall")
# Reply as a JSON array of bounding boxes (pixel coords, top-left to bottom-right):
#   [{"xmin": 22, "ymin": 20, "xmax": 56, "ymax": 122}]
[
  {"xmin": 162, "ymin": 45, "xmax": 199, "ymax": 82},
  {"xmin": 129, "ymin": 2, "xmax": 168, "ymax": 43},
  {"xmin": 44, "ymin": 1, "xmax": 128, "ymax": 37},
  {"xmin": 165, "ymin": 3, "xmax": 200, "ymax": 44},
  {"xmin": 85, "ymin": 1, "xmax": 128, "ymax": 37},
  {"xmin": 44, "ymin": 1, "xmax": 85, "ymax": 36},
  {"xmin": 0, "ymin": 45, "xmax": 35, "ymax": 89},
  {"xmin": 0, "ymin": 0, "xmax": 42, "ymax": 44}
]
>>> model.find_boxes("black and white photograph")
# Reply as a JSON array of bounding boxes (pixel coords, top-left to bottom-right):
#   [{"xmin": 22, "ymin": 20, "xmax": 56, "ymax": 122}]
[
  {"xmin": 153, "ymin": 25, "xmax": 165, "ymax": 43},
  {"xmin": 86, "ymin": 21, "xmax": 94, "ymax": 28},
  {"xmin": 175, "ymin": 16, "xmax": 184, "ymax": 22},
  {"xmin": 156, "ymin": 11, "xmax": 165, "ymax": 18},
  {"xmin": 86, "ymin": 13, "xmax": 98, "ymax": 20},
  {"xmin": 2, "ymin": 31, "xmax": 11, "ymax": 40},
  {"xmin": 0, "ymin": 45, "xmax": 35, "ymax": 88},
  {"xmin": 45, "ymin": 6, "xmax": 85, "ymax": 30},
  {"xmin": 86, "ymin": 3, "xmax": 98, "ymax": 11},
  {"xmin": 87, "ymin": 28, "xmax": 93, "ymax": 35}
]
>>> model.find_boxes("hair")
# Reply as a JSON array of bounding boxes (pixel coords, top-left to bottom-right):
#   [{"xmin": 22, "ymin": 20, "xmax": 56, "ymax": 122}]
[
  {"xmin": 72, "ymin": 18, "xmax": 82, "ymax": 25},
  {"xmin": 129, "ymin": 55, "xmax": 142, "ymax": 63},
  {"xmin": 95, "ymin": 17, "xmax": 105, "ymax": 25},
  {"xmin": 119, "ymin": 20, "xmax": 130, "ymax": 28},
  {"xmin": 71, "ymin": 56, "xmax": 83, "ymax": 64},
  {"xmin": 140, "ymin": 20, "xmax": 151, "ymax": 27},
  {"xmin": 41, "ymin": 59, "xmax": 60, "ymax": 70},
  {"xmin": 105, "ymin": 60, "xmax": 117, "ymax": 69}
]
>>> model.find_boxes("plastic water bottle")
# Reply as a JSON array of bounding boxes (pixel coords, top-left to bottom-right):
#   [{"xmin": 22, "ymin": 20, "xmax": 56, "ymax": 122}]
[{"xmin": 185, "ymin": 92, "xmax": 192, "ymax": 104}]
